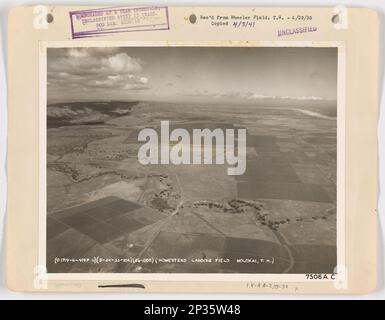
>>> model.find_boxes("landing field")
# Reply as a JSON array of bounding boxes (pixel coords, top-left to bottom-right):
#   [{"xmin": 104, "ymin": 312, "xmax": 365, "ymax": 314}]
[{"xmin": 47, "ymin": 100, "xmax": 336, "ymax": 273}]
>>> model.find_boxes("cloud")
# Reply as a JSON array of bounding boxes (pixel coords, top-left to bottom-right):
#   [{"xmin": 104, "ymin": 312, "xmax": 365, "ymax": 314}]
[
  {"xmin": 139, "ymin": 77, "xmax": 148, "ymax": 84},
  {"xmin": 181, "ymin": 90, "xmax": 325, "ymax": 101},
  {"xmin": 47, "ymin": 48, "xmax": 150, "ymax": 93},
  {"xmin": 86, "ymin": 74, "xmax": 150, "ymax": 90},
  {"xmin": 49, "ymin": 50, "xmax": 143, "ymax": 75}
]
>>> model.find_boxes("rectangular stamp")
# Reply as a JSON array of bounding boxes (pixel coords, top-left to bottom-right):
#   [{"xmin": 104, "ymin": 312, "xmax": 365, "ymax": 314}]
[{"xmin": 69, "ymin": 6, "xmax": 169, "ymax": 39}]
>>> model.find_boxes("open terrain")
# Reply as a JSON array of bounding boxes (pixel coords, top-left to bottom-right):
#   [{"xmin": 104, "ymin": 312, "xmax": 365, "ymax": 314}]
[{"xmin": 47, "ymin": 100, "xmax": 337, "ymax": 273}]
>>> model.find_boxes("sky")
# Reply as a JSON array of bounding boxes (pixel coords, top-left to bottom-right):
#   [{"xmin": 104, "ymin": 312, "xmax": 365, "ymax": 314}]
[{"xmin": 47, "ymin": 47, "xmax": 337, "ymax": 104}]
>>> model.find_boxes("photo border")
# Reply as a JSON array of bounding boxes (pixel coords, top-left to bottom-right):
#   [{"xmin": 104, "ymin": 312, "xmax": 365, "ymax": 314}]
[{"xmin": 38, "ymin": 40, "xmax": 346, "ymax": 285}]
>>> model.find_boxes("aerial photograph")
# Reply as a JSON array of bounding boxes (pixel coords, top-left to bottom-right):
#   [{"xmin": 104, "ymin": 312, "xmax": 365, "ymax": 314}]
[{"xmin": 46, "ymin": 46, "xmax": 337, "ymax": 274}]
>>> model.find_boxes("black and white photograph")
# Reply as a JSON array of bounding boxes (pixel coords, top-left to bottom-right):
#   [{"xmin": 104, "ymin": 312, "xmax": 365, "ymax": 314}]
[{"xmin": 45, "ymin": 46, "xmax": 338, "ymax": 274}]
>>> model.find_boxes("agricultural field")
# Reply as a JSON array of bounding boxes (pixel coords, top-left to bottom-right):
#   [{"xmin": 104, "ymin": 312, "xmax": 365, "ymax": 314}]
[{"xmin": 47, "ymin": 100, "xmax": 337, "ymax": 274}]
